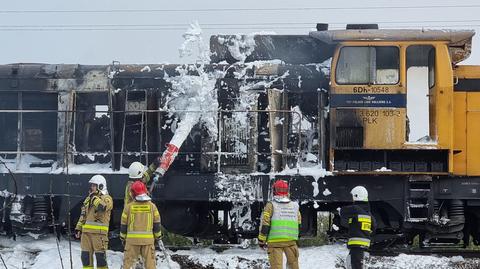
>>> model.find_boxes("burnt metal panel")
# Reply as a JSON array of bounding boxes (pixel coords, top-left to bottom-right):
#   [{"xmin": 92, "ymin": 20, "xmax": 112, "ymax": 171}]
[
  {"xmin": 334, "ymin": 109, "xmax": 364, "ymax": 149},
  {"xmin": 151, "ymin": 173, "xmax": 216, "ymax": 201},
  {"xmin": 336, "ymin": 127, "xmax": 363, "ymax": 148},
  {"xmin": 210, "ymin": 35, "xmax": 335, "ymax": 64}
]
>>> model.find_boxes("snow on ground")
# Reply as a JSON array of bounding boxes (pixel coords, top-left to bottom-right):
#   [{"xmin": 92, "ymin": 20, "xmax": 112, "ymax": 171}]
[
  {"xmin": 0, "ymin": 236, "xmax": 178, "ymax": 269},
  {"xmin": 0, "ymin": 236, "xmax": 479, "ymax": 269}
]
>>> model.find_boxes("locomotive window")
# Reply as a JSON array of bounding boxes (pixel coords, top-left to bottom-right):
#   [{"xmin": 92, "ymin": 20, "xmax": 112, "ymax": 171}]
[
  {"xmin": 0, "ymin": 92, "xmax": 19, "ymax": 156},
  {"xmin": 336, "ymin": 46, "xmax": 399, "ymax": 85},
  {"xmin": 73, "ymin": 92, "xmax": 111, "ymax": 163},
  {"xmin": 22, "ymin": 93, "xmax": 58, "ymax": 153}
]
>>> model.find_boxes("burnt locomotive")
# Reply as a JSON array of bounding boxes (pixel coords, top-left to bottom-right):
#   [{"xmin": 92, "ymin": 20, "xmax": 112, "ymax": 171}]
[{"xmin": 1, "ymin": 24, "xmax": 480, "ymax": 249}]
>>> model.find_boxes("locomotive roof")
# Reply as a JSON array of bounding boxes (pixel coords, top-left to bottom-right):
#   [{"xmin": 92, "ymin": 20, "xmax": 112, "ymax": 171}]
[
  {"xmin": 310, "ymin": 29, "xmax": 474, "ymax": 64},
  {"xmin": 309, "ymin": 29, "xmax": 475, "ymax": 44}
]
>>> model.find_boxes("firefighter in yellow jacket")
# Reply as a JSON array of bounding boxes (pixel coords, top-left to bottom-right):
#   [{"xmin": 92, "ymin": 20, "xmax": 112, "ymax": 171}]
[
  {"xmin": 121, "ymin": 181, "xmax": 162, "ymax": 269},
  {"xmin": 258, "ymin": 180, "xmax": 301, "ymax": 269},
  {"xmin": 75, "ymin": 175, "xmax": 113, "ymax": 269},
  {"xmin": 124, "ymin": 160, "xmax": 160, "ymax": 206}
]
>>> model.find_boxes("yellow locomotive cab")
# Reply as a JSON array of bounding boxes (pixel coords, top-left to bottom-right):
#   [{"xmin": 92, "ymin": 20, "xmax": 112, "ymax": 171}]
[{"xmin": 311, "ymin": 29, "xmax": 477, "ymax": 175}]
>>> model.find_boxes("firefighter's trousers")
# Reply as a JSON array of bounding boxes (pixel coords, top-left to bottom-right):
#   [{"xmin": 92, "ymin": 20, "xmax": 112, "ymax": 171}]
[
  {"xmin": 267, "ymin": 244, "xmax": 299, "ymax": 269},
  {"xmin": 346, "ymin": 247, "xmax": 366, "ymax": 269},
  {"xmin": 123, "ymin": 242, "xmax": 156, "ymax": 269},
  {"xmin": 80, "ymin": 233, "xmax": 108, "ymax": 269}
]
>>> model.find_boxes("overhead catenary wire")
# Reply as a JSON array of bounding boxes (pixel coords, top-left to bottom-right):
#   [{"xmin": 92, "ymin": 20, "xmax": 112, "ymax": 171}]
[
  {"xmin": 0, "ymin": 24, "xmax": 479, "ymax": 32},
  {"xmin": 1, "ymin": 4, "xmax": 480, "ymax": 13},
  {"xmin": 3, "ymin": 19, "xmax": 480, "ymax": 28}
]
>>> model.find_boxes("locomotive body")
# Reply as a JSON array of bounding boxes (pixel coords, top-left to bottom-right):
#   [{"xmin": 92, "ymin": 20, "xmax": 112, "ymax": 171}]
[{"xmin": 1, "ymin": 26, "xmax": 480, "ymax": 248}]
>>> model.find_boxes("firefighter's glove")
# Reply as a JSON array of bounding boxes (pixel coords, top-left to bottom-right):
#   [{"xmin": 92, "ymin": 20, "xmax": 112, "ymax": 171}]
[
  {"xmin": 75, "ymin": 230, "xmax": 81, "ymax": 239},
  {"xmin": 258, "ymin": 240, "xmax": 267, "ymax": 250},
  {"xmin": 152, "ymin": 172, "xmax": 162, "ymax": 184}
]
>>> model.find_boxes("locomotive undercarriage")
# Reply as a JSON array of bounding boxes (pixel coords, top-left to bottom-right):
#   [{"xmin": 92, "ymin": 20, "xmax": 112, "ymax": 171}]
[{"xmin": 0, "ymin": 172, "xmax": 480, "ymax": 248}]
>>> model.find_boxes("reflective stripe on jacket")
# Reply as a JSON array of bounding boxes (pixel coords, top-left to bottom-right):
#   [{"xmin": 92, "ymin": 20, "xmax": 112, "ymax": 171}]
[
  {"xmin": 120, "ymin": 200, "xmax": 161, "ymax": 245},
  {"xmin": 347, "ymin": 237, "xmax": 371, "ymax": 247}
]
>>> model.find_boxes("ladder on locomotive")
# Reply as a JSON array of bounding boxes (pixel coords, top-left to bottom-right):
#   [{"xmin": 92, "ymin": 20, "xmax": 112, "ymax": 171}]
[
  {"xmin": 120, "ymin": 89, "xmax": 148, "ymax": 166},
  {"xmin": 406, "ymin": 176, "xmax": 432, "ymax": 223}
]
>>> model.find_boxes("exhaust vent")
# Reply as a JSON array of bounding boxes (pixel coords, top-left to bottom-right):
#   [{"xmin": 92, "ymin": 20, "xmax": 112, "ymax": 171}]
[
  {"xmin": 346, "ymin": 24, "xmax": 379, "ymax": 30},
  {"xmin": 316, "ymin": 23, "xmax": 329, "ymax": 31}
]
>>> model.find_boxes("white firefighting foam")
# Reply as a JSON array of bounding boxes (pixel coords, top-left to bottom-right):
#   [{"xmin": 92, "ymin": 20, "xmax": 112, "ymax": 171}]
[
  {"xmin": 155, "ymin": 22, "xmax": 223, "ymax": 175},
  {"xmin": 226, "ymin": 34, "xmax": 256, "ymax": 62},
  {"xmin": 163, "ymin": 22, "xmax": 220, "ymax": 145}
]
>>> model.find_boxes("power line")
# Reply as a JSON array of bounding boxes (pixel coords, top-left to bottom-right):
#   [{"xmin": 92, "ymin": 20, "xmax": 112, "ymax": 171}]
[
  {"xmin": 0, "ymin": 25, "xmax": 478, "ymax": 32},
  {"xmin": 2, "ymin": 19, "xmax": 480, "ymax": 28},
  {"xmin": 1, "ymin": 4, "xmax": 480, "ymax": 14}
]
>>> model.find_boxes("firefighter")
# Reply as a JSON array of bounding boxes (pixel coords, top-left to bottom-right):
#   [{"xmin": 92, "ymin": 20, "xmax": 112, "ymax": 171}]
[
  {"xmin": 340, "ymin": 186, "xmax": 374, "ymax": 269},
  {"xmin": 258, "ymin": 180, "xmax": 301, "ymax": 269},
  {"xmin": 125, "ymin": 159, "xmax": 160, "ymax": 206},
  {"xmin": 75, "ymin": 175, "xmax": 113, "ymax": 269},
  {"xmin": 120, "ymin": 181, "xmax": 162, "ymax": 269}
]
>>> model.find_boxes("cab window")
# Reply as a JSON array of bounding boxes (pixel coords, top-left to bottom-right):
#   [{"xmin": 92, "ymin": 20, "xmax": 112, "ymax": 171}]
[{"xmin": 336, "ymin": 46, "xmax": 399, "ymax": 85}]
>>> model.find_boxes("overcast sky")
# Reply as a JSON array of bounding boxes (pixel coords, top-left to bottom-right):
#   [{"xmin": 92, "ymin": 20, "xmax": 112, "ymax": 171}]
[{"xmin": 0, "ymin": 0, "xmax": 479, "ymax": 65}]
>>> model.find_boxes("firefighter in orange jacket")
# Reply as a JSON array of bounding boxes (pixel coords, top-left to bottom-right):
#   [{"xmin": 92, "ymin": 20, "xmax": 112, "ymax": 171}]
[
  {"xmin": 120, "ymin": 181, "xmax": 162, "ymax": 269},
  {"xmin": 75, "ymin": 175, "xmax": 113, "ymax": 269},
  {"xmin": 258, "ymin": 180, "xmax": 301, "ymax": 269}
]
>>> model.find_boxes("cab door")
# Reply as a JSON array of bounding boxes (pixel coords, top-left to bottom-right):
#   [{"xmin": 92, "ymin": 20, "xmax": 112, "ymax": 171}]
[{"xmin": 467, "ymin": 93, "xmax": 480, "ymax": 175}]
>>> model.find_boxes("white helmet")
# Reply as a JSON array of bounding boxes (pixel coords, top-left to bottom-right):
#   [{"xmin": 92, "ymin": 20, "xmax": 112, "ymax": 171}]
[
  {"xmin": 89, "ymin": 175, "xmax": 108, "ymax": 195},
  {"xmin": 351, "ymin": 186, "xmax": 368, "ymax": 202},
  {"xmin": 129, "ymin": 162, "xmax": 145, "ymax": 179}
]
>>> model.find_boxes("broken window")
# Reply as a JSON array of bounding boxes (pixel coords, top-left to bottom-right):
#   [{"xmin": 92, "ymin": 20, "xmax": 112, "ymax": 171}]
[
  {"xmin": 221, "ymin": 116, "xmax": 249, "ymax": 167},
  {"xmin": 22, "ymin": 93, "xmax": 57, "ymax": 152},
  {"xmin": 0, "ymin": 92, "xmax": 19, "ymax": 158},
  {"xmin": 73, "ymin": 92, "xmax": 111, "ymax": 164},
  {"xmin": 0, "ymin": 92, "xmax": 58, "ymax": 163},
  {"xmin": 336, "ymin": 46, "xmax": 399, "ymax": 85},
  {"xmin": 22, "ymin": 92, "xmax": 58, "ymax": 160}
]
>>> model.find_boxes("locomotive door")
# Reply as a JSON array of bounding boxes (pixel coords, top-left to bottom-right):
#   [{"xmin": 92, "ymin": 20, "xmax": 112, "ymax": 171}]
[
  {"xmin": 405, "ymin": 45, "xmax": 435, "ymax": 143},
  {"xmin": 467, "ymin": 93, "xmax": 480, "ymax": 175}
]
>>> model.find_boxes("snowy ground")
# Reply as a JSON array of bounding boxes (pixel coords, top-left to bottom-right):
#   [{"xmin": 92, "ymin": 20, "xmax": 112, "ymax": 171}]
[{"xmin": 0, "ymin": 236, "xmax": 479, "ymax": 269}]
